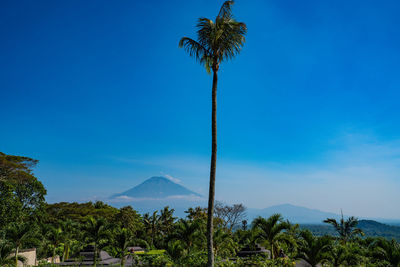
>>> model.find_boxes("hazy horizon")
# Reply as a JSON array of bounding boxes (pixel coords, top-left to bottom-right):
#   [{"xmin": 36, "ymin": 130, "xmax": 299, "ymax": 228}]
[{"xmin": 1, "ymin": 0, "xmax": 400, "ymax": 219}]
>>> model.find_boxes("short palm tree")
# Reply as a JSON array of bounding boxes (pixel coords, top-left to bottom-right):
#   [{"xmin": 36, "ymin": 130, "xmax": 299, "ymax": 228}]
[
  {"xmin": 0, "ymin": 241, "xmax": 25, "ymax": 267},
  {"xmin": 113, "ymin": 227, "xmax": 134, "ymax": 267},
  {"xmin": 142, "ymin": 211, "xmax": 160, "ymax": 248},
  {"xmin": 297, "ymin": 230, "xmax": 332, "ymax": 267},
  {"xmin": 323, "ymin": 213, "xmax": 364, "ymax": 244},
  {"xmin": 46, "ymin": 226, "xmax": 63, "ymax": 263},
  {"xmin": 179, "ymin": 2, "xmax": 246, "ymax": 266},
  {"xmin": 212, "ymin": 228, "xmax": 236, "ymax": 259},
  {"xmin": 168, "ymin": 219, "xmax": 202, "ymax": 253},
  {"xmin": 252, "ymin": 214, "xmax": 291, "ymax": 259},
  {"xmin": 370, "ymin": 238, "xmax": 400, "ymax": 266},
  {"xmin": 5, "ymin": 222, "xmax": 36, "ymax": 267},
  {"xmin": 82, "ymin": 217, "xmax": 109, "ymax": 267},
  {"xmin": 328, "ymin": 242, "xmax": 364, "ymax": 267},
  {"xmin": 60, "ymin": 219, "xmax": 77, "ymax": 261}
]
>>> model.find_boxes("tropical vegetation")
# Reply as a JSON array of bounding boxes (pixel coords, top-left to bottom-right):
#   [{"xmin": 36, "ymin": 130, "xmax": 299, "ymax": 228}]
[{"xmin": 1, "ymin": 154, "xmax": 400, "ymax": 267}]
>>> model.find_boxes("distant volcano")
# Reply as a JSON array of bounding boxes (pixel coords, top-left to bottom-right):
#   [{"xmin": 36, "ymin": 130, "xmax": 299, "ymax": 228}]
[{"xmin": 111, "ymin": 176, "xmax": 202, "ymax": 200}]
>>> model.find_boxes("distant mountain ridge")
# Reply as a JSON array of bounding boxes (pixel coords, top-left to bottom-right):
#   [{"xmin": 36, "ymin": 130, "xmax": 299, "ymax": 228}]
[
  {"xmin": 302, "ymin": 220, "xmax": 400, "ymax": 241},
  {"xmin": 247, "ymin": 204, "xmax": 340, "ymax": 224},
  {"xmin": 107, "ymin": 178, "xmax": 400, "ymax": 223},
  {"xmin": 111, "ymin": 176, "xmax": 202, "ymax": 199}
]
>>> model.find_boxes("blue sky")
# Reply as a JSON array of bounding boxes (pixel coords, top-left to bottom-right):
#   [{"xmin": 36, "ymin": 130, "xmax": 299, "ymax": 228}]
[{"xmin": 1, "ymin": 0, "xmax": 400, "ymax": 218}]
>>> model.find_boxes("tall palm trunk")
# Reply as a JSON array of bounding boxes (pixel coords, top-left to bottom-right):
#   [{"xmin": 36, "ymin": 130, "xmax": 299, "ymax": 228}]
[
  {"xmin": 207, "ymin": 69, "xmax": 218, "ymax": 267},
  {"xmin": 15, "ymin": 246, "xmax": 19, "ymax": 267},
  {"xmin": 52, "ymin": 246, "xmax": 56, "ymax": 263}
]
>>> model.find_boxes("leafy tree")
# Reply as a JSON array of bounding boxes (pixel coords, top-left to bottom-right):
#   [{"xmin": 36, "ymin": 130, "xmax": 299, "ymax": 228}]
[
  {"xmin": 296, "ymin": 230, "xmax": 332, "ymax": 267},
  {"xmin": 82, "ymin": 217, "xmax": 110, "ymax": 267},
  {"xmin": 323, "ymin": 213, "xmax": 364, "ymax": 244},
  {"xmin": 214, "ymin": 201, "xmax": 246, "ymax": 231},
  {"xmin": 112, "ymin": 206, "xmax": 142, "ymax": 235},
  {"xmin": 46, "ymin": 201, "xmax": 118, "ymax": 224},
  {"xmin": 0, "ymin": 181, "xmax": 20, "ymax": 230},
  {"xmin": 0, "ymin": 152, "xmax": 46, "ymax": 226},
  {"xmin": 179, "ymin": 2, "xmax": 247, "ymax": 265},
  {"xmin": 252, "ymin": 214, "xmax": 291, "ymax": 259},
  {"xmin": 185, "ymin": 207, "xmax": 208, "ymax": 221}
]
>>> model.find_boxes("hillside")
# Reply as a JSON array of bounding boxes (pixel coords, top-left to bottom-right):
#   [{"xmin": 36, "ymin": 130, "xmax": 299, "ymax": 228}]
[{"xmin": 300, "ymin": 220, "xmax": 400, "ymax": 241}]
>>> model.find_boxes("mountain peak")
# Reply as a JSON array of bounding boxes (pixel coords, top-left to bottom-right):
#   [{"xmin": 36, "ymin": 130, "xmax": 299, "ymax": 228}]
[
  {"xmin": 111, "ymin": 176, "xmax": 202, "ymax": 199},
  {"xmin": 146, "ymin": 176, "xmax": 175, "ymax": 183}
]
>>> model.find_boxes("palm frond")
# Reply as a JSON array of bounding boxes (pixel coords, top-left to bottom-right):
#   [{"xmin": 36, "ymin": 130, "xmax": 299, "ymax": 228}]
[
  {"xmin": 217, "ymin": 1, "xmax": 234, "ymax": 20},
  {"xmin": 179, "ymin": 0, "xmax": 246, "ymax": 73},
  {"xmin": 179, "ymin": 37, "xmax": 211, "ymax": 73}
]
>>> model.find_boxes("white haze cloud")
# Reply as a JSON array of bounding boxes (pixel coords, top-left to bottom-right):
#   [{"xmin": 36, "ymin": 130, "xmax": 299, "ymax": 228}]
[
  {"xmin": 109, "ymin": 194, "xmax": 204, "ymax": 202},
  {"xmin": 162, "ymin": 173, "xmax": 182, "ymax": 184},
  {"xmin": 118, "ymin": 132, "xmax": 400, "ymax": 219}
]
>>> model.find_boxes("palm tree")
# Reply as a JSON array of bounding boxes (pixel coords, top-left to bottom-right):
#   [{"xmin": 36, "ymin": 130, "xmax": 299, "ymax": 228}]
[
  {"xmin": 296, "ymin": 230, "xmax": 332, "ymax": 267},
  {"xmin": 46, "ymin": 226, "xmax": 63, "ymax": 263},
  {"xmin": 327, "ymin": 242, "xmax": 364, "ymax": 267},
  {"xmin": 142, "ymin": 211, "xmax": 160, "ymax": 248},
  {"xmin": 323, "ymin": 213, "xmax": 364, "ymax": 244},
  {"xmin": 0, "ymin": 241, "xmax": 25, "ymax": 267},
  {"xmin": 5, "ymin": 222, "xmax": 36, "ymax": 267},
  {"xmin": 159, "ymin": 206, "xmax": 176, "ymax": 240},
  {"xmin": 113, "ymin": 227, "xmax": 134, "ymax": 267},
  {"xmin": 179, "ymin": 2, "xmax": 246, "ymax": 265},
  {"xmin": 252, "ymin": 214, "xmax": 291, "ymax": 259},
  {"xmin": 169, "ymin": 219, "xmax": 203, "ymax": 253},
  {"xmin": 370, "ymin": 238, "xmax": 400, "ymax": 266},
  {"xmin": 82, "ymin": 217, "xmax": 109, "ymax": 267},
  {"xmin": 212, "ymin": 228, "xmax": 236, "ymax": 259},
  {"xmin": 60, "ymin": 219, "xmax": 76, "ymax": 261}
]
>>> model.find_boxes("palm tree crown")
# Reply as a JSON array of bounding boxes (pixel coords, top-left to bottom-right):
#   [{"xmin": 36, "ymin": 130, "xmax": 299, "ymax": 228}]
[
  {"xmin": 252, "ymin": 214, "xmax": 291, "ymax": 259},
  {"xmin": 323, "ymin": 213, "xmax": 364, "ymax": 243},
  {"xmin": 179, "ymin": 1, "xmax": 246, "ymax": 73}
]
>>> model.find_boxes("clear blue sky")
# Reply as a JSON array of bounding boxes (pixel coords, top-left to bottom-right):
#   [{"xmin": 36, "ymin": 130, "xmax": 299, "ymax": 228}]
[{"xmin": 1, "ymin": 0, "xmax": 400, "ymax": 218}]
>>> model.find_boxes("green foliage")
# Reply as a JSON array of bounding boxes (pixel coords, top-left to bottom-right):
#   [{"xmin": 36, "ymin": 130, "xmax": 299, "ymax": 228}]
[
  {"xmin": 0, "ymin": 152, "xmax": 46, "ymax": 229},
  {"xmin": 296, "ymin": 230, "xmax": 332, "ymax": 267},
  {"xmin": 46, "ymin": 201, "xmax": 118, "ymax": 224},
  {"xmin": 302, "ymin": 219, "xmax": 400, "ymax": 242},
  {"xmin": 111, "ymin": 205, "xmax": 143, "ymax": 234},
  {"xmin": 0, "ymin": 240, "xmax": 26, "ymax": 266},
  {"xmin": 3, "ymin": 153, "xmax": 400, "ymax": 267},
  {"xmin": 179, "ymin": 1, "xmax": 247, "ymax": 73},
  {"xmin": 323, "ymin": 213, "xmax": 364, "ymax": 244},
  {"xmin": 370, "ymin": 237, "xmax": 400, "ymax": 266},
  {"xmin": 252, "ymin": 214, "xmax": 291, "ymax": 259}
]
